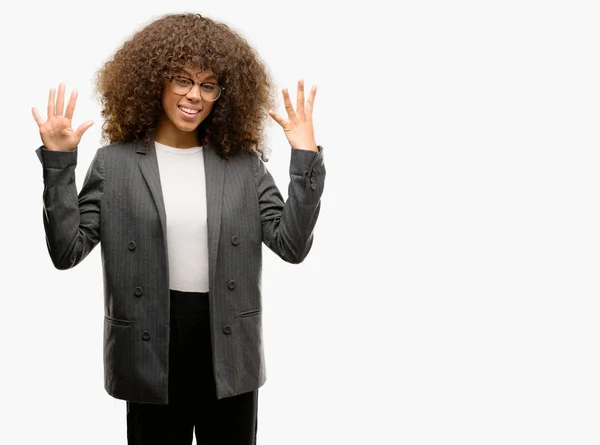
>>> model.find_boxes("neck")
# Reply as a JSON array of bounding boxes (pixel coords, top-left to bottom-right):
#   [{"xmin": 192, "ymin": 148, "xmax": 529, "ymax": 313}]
[{"xmin": 155, "ymin": 120, "xmax": 199, "ymax": 148}]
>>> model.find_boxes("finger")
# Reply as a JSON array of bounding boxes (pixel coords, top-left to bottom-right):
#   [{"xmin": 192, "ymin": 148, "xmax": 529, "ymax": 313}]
[
  {"xmin": 306, "ymin": 85, "xmax": 317, "ymax": 118},
  {"xmin": 32, "ymin": 107, "xmax": 44, "ymax": 127},
  {"xmin": 282, "ymin": 88, "xmax": 296, "ymax": 121},
  {"xmin": 65, "ymin": 89, "xmax": 78, "ymax": 120},
  {"xmin": 75, "ymin": 121, "xmax": 94, "ymax": 139},
  {"xmin": 296, "ymin": 80, "xmax": 305, "ymax": 120},
  {"xmin": 47, "ymin": 88, "xmax": 56, "ymax": 118},
  {"xmin": 268, "ymin": 109, "xmax": 288, "ymax": 129},
  {"xmin": 55, "ymin": 83, "xmax": 66, "ymax": 117}
]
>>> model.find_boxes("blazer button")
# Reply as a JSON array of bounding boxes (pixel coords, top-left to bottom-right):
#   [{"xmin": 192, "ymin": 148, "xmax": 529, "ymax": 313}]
[
  {"xmin": 141, "ymin": 330, "xmax": 151, "ymax": 341},
  {"xmin": 230, "ymin": 235, "xmax": 240, "ymax": 246},
  {"xmin": 128, "ymin": 241, "xmax": 136, "ymax": 251},
  {"xmin": 227, "ymin": 280, "xmax": 236, "ymax": 290},
  {"xmin": 223, "ymin": 325, "xmax": 232, "ymax": 335},
  {"xmin": 134, "ymin": 286, "xmax": 143, "ymax": 297},
  {"xmin": 310, "ymin": 182, "xmax": 318, "ymax": 190}
]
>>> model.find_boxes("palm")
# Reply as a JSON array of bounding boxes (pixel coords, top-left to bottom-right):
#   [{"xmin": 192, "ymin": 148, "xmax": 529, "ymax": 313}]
[
  {"xmin": 269, "ymin": 80, "xmax": 318, "ymax": 152},
  {"xmin": 32, "ymin": 83, "xmax": 93, "ymax": 152},
  {"xmin": 40, "ymin": 115, "xmax": 81, "ymax": 149}
]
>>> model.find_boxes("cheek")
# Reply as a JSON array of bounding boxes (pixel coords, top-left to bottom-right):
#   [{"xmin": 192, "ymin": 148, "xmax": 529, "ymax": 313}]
[
  {"xmin": 204, "ymin": 103, "xmax": 215, "ymax": 117},
  {"xmin": 164, "ymin": 97, "xmax": 176, "ymax": 111},
  {"xmin": 161, "ymin": 89, "xmax": 178, "ymax": 110}
]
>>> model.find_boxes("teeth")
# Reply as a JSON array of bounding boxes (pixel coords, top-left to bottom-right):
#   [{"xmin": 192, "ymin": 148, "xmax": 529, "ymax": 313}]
[{"xmin": 179, "ymin": 106, "xmax": 199, "ymax": 114}]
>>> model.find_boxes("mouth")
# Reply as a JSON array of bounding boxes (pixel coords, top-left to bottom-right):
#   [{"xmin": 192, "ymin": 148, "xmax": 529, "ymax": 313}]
[{"xmin": 178, "ymin": 105, "xmax": 201, "ymax": 119}]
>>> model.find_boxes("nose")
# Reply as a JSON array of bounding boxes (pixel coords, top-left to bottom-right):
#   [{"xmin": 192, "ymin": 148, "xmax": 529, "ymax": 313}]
[{"xmin": 186, "ymin": 83, "xmax": 203, "ymax": 101}]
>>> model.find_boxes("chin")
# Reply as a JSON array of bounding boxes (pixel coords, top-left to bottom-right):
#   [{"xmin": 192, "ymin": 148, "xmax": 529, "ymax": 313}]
[{"xmin": 175, "ymin": 120, "xmax": 202, "ymax": 132}]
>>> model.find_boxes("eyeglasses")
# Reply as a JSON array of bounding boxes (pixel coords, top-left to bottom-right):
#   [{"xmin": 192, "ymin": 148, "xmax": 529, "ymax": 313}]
[{"xmin": 168, "ymin": 76, "xmax": 224, "ymax": 102}]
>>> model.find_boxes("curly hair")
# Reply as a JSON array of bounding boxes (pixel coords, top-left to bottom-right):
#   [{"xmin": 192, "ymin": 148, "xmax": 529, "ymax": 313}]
[{"xmin": 95, "ymin": 13, "xmax": 276, "ymax": 159}]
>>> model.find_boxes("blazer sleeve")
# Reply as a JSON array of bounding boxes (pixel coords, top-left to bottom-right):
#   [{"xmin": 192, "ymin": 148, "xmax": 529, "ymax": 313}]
[
  {"xmin": 35, "ymin": 146, "xmax": 105, "ymax": 270},
  {"xmin": 251, "ymin": 146, "xmax": 326, "ymax": 264}
]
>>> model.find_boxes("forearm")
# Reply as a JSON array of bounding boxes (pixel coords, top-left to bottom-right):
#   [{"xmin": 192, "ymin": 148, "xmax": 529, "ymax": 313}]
[
  {"xmin": 256, "ymin": 147, "xmax": 326, "ymax": 263},
  {"xmin": 36, "ymin": 147, "xmax": 103, "ymax": 269}
]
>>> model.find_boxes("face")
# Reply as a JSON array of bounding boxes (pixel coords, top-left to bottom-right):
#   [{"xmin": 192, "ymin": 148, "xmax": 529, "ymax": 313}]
[{"xmin": 155, "ymin": 66, "xmax": 219, "ymax": 147}]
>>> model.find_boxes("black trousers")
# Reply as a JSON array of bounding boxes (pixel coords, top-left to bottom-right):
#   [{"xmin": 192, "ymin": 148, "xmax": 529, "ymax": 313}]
[{"xmin": 126, "ymin": 290, "xmax": 258, "ymax": 445}]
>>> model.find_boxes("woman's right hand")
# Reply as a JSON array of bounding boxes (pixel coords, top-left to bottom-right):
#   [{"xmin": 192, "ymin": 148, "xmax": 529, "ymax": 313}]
[{"xmin": 32, "ymin": 83, "xmax": 94, "ymax": 152}]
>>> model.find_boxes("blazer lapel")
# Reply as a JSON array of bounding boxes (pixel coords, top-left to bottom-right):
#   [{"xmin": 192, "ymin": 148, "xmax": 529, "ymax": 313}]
[
  {"xmin": 204, "ymin": 144, "xmax": 225, "ymax": 287},
  {"xmin": 137, "ymin": 139, "xmax": 168, "ymax": 244}
]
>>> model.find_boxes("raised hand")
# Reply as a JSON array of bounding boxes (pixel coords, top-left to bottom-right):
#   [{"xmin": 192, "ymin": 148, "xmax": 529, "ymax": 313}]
[
  {"xmin": 32, "ymin": 83, "xmax": 94, "ymax": 152},
  {"xmin": 268, "ymin": 80, "xmax": 318, "ymax": 152}
]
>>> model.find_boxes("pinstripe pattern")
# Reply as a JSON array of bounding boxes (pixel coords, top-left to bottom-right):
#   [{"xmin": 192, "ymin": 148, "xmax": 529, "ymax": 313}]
[{"xmin": 35, "ymin": 137, "xmax": 325, "ymax": 404}]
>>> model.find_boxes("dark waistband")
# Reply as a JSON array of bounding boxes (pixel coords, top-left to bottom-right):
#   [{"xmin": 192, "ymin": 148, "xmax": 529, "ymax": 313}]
[{"xmin": 170, "ymin": 289, "xmax": 209, "ymax": 316}]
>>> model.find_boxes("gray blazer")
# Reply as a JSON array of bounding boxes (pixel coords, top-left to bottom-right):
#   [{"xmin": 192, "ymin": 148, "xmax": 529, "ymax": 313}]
[{"xmin": 35, "ymin": 138, "xmax": 325, "ymax": 404}]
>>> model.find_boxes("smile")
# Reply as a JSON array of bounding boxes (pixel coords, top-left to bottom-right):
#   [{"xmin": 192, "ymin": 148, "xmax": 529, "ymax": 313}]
[{"xmin": 179, "ymin": 106, "xmax": 200, "ymax": 115}]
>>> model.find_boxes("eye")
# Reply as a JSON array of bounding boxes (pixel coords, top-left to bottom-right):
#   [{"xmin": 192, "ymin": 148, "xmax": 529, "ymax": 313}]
[
  {"xmin": 201, "ymin": 83, "xmax": 217, "ymax": 92},
  {"xmin": 174, "ymin": 77, "xmax": 193, "ymax": 86}
]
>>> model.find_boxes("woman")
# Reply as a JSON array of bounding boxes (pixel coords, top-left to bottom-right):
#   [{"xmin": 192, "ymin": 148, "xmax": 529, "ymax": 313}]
[{"xmin": 32, "ymin": 12, "xmax": 325, "ymax": 445}]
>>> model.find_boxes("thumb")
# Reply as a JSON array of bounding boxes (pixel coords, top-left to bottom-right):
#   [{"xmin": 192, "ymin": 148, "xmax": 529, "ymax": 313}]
[{"xmin": 75, "ymin": 121, "xmax": 94, "ymax": 139}]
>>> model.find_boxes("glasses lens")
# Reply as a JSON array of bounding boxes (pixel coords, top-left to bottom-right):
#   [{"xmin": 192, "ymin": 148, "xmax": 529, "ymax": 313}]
[
  {"xmin": 171, "ymin": 77, "xmax": 193, "ymax": 95},
  {"xmin": 200, "ymin": 84, "xmax": 222, "ymax": 102},
  {"xmin": 170, "ymin": 78, "xmax": 222, "ymax": 101}
]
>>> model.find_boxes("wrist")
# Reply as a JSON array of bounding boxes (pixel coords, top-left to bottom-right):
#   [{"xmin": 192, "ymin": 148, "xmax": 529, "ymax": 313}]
[
  {"xmin": 43, "ymin": 145, "xmax": 77, "ymax": 152},
  {"xmin": 292, "ymin": 145, "xmax": 318, "ymax": 152}
]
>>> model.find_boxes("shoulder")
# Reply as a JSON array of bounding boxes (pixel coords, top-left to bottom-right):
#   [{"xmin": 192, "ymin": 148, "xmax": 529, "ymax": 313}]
[
  {"xmin": 239, "ymin": 150, "xmax": 267, "ymax": 178},
  {"xmin": 98, "ymin": 140, "xmax": 139, "ymax": 161},
  {"xmin": 100, "ymin": 140, "xmax": 137, "ymax": 153}
]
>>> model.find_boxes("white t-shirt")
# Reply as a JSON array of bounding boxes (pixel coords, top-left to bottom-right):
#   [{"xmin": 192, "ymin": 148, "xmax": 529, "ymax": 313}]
[{"xmin": 155, "ymin": 141, "xmax": 209, "ymax": 292}]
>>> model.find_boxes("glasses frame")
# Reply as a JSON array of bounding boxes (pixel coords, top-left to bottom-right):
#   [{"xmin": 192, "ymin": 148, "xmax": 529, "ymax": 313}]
[{"xmin": 168, "ymin": 75, "xmax": 225, "ymax": 102}]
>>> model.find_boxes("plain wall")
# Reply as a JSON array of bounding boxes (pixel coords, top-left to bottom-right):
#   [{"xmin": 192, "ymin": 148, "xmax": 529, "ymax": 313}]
[{"xmin": 1, "ymin": 0, "xmax": 600, "ymax": 444}]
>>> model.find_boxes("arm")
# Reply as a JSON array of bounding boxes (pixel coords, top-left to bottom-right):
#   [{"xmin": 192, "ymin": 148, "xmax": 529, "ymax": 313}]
[
  {"xmin": 36, "ymin": 146, "xmax": 104, "ymax": 270},
  {"xmin": 252, "ymin": 146, "xmax": 325, "ymax": 263},
  {"xmin": 260, "ymin": 79, "xmax": 326, "ymax": 262}
]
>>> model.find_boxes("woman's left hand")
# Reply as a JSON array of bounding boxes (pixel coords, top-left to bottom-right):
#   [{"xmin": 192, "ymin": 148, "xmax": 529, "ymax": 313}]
[{"xmin": 269, "ymin": 80, "xmax": 318, "ymax": 152}]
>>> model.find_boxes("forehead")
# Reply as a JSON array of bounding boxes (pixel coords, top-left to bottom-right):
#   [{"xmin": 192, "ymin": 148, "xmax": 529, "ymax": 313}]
[{"xmin": 179, "ymin": 66, "xmax": 217, "ymax": 79}]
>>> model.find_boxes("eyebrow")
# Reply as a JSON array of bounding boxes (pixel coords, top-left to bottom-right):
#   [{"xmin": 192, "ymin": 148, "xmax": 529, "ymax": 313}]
[{"xmin": 181, "ymin": 70, "xmax": 218, "ymax": 82}]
